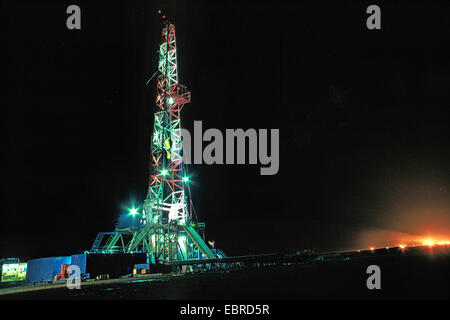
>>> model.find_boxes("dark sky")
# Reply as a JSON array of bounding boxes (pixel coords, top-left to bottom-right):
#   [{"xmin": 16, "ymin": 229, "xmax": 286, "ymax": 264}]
[{"xmin": 2, "ymin": 0, "xmax": 450, "ymax": 259}]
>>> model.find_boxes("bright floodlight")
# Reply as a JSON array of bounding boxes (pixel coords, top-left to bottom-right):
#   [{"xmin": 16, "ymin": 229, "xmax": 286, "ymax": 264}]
[
  {"xmin": 161, "ymin": 169, "xmax": 168, "ymax": 176},
  {"xmin": 168, "ymin": 97, "xmax": 174, "ymax": 104},
  {"xmin": 129, "ymin": 208, "xmax": 138, "ymax": 215},
  {"xmin": 183, "ymin": 176, "xmax": 189, "ymax": 182}
]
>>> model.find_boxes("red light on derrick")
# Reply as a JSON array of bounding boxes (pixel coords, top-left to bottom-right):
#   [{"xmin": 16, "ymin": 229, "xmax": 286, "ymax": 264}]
[{"xmin": 157, "ymin": 10, "xmax": 161, "ymax": 14}]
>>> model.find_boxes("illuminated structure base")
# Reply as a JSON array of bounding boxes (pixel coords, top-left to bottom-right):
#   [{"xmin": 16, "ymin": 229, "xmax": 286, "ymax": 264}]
[{"xmin": 90, "ymin": 222, "xmax": 215, "ymax": 262}]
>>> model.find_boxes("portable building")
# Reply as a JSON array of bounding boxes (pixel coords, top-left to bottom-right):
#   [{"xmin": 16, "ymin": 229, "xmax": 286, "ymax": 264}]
[{"xmin": 26, "ymin": 256, "xmax": 71, "ymax": 283}]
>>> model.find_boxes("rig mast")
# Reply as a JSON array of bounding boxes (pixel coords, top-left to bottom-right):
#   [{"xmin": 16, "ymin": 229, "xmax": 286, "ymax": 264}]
[{"xmin": 90, "ymin": 20, "xmax": 216, "ymax": 263}]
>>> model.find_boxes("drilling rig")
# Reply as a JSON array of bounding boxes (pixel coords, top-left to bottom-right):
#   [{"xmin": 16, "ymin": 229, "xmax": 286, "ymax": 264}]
[{"xmin": 90, "ymin": 20, "xmax": 216, "ymax": 263}]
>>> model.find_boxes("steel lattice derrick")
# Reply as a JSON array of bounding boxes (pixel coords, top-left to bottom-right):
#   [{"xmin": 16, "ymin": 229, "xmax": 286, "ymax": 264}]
[
  {"xmin": 91, "ymin": 21, "xmax": 215, "ymax": 263},
  {"xmin": 147, "ymin": 21, "xmax": 190, "ymax": 221},
  {"xmin": 139, "ymin": 21, "xmax": 193, "ymax": 262}
]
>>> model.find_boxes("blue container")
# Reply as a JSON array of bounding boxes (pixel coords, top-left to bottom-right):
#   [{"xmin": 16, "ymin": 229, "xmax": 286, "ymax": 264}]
[
  {"xmin": 26, "ymin": 257, "xmax": 52, "ymax": 283},
  {"xmin": 40, "ymin": 257, "xmax": 54, "ymax": 282},
  {"xmin": 26, "ymin": 256, "xmax": 72, "ymax": 283},
  {"xmin": 25, "ymin": 259, "xmax": 39, "ymax": 283},
  {"xmin": 71, "ymin": 254, "xmax": 87, "ymax": 274}
]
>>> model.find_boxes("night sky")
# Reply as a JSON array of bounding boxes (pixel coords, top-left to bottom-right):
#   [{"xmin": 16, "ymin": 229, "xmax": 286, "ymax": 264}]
[{"xmin": 2, "ymin": 0, "xmax": 450, "ymax": 260}]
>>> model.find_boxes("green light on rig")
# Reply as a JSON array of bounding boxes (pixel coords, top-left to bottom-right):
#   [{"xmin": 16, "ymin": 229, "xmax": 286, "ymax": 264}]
[
  {"xmin": 168, "ymin": 97, "xmax": 174, "ymax": 104},
  {"xmin": 161, "ymin": 169, "xmax": 168, "ymax": 176},
  {"xmin": 183, "ymin": 176, "xmax": 189, "ymax": 183},
  {"xmin": 129, "ymin": 207, "xmax": 138, "ymax": 216}
]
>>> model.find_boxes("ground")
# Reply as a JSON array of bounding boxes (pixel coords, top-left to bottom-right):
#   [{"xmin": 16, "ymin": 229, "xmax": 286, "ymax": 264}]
[{"xmin": 1, "ymin": 250, "xmax": 449, "ymax": 299}]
